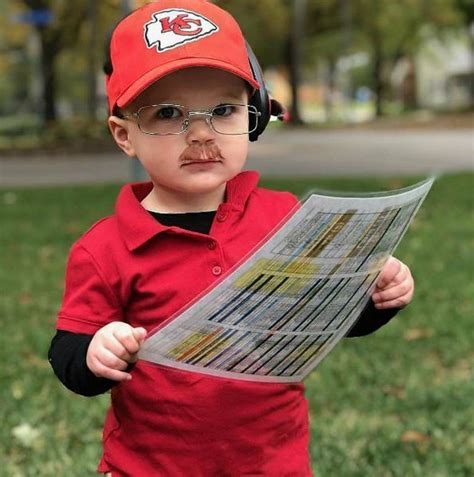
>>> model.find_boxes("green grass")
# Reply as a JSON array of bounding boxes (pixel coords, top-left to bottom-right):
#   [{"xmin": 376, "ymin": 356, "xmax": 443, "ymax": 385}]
[{"xmin": 1, "ymin": 174, "xmax": 473, "ymax": 476}]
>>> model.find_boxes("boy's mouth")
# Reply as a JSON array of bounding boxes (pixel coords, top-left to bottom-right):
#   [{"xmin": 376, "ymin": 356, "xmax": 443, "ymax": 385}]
[{"xmin": 180, "ymin": 143, "xmax": 223, "ymax": 166}]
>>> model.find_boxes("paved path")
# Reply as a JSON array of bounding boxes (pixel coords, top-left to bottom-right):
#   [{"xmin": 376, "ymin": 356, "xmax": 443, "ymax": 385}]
[{"xmin": 1, "ymin": 128, "xmax": 472, "ymax": 187}]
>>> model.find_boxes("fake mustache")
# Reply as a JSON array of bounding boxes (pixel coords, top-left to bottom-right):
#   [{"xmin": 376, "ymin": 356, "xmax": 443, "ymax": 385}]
[{"xmin": 180, "ymin": 143, "xmax": 222, "ymax": 163}]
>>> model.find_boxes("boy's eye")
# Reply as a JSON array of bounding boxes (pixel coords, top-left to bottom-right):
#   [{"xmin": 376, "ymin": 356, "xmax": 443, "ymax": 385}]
[
  {"xmin": 155, "ymin": 106, "xmax": 182, "ymax": 120},
  {"xmin": 213, "ymin": 105, "xmax": 235, "ymax": 117}
]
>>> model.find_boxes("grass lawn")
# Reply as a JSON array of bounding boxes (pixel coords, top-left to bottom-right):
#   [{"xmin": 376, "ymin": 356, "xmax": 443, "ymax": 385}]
[{"xmin": 1, "ymin": 173, "xmax": 473, "ymax": 476}]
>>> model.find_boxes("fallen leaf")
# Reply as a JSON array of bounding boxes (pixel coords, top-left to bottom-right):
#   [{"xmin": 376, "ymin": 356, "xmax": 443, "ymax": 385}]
[
  {"xmin": 24, "ymin": 353, "xmax": 50, "ymax": 370},
  {"xmin": 401, "ymin": 430, "xmax": 431, "ymax": 443},
  {"xmin": 19, "ymin": 292, "xmax": 32, "ymax": 305},
  {"xmin": 39, "ymin": 246, "xmax": 55, "ymax": 262},
  {"xmin": 388, "ymin": 179, "xmax": 404, "ymax": 190},
  {"xmin": 404, "ymin": 328, "xmax": 433, "ymax": 341},
  {"xmin": 66, "ymin": 222, "xmax": 83, "ymax": 234},
  {"xmin": 382, "ymin": 385, "xmax": 406, "ymax": 399}
]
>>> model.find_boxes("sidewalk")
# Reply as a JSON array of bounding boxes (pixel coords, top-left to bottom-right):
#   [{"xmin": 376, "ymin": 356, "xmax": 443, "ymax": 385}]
[{"xmin": 1, "ymin": 128, "xmax": 472, "ymax": 187}]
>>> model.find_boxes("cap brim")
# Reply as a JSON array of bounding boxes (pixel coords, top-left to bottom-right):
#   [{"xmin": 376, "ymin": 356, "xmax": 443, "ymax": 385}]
[{"xmin": 116, "ymin": 58, "xmax": 260, "ymax": 109}]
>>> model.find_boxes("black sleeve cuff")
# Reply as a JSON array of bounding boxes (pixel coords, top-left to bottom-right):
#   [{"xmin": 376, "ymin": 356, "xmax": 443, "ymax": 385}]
[
  {"xmin": 48, "ymin": 330, "xmax": 117, "ymax": 397},
  {"xmin": 346, "ymin": 300, "xmax": 401, "ymax": 337}
]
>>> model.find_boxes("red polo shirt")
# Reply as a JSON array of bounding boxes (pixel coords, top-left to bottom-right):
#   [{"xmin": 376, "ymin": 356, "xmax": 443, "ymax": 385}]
[{"xmin": 57, "ymin": 171, "xmax": 311, "ymax": 476}]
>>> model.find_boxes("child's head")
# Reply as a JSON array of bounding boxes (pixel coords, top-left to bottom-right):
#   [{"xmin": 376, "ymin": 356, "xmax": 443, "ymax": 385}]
[{"xmin": 105, "ymin": 0, "xmax": 265, "ymax": 209}]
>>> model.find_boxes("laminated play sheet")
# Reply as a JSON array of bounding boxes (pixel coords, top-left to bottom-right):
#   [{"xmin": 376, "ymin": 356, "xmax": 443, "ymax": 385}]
[{"xmin": 139, "ymin": 178, "xmax": 434, "ymax": 382}]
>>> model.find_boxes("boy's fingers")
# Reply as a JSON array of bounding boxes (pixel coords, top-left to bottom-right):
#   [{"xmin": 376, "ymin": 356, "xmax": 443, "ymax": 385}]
[
  {"xmin": 106, "ymin": 337, "xmax": 133, "ymax": 362},
  {"xmin": 99, "ymin": 349, "xmax": 129, "ymax": 370},
  {"xmin": 132, "ymin": 327, "xmax": 147, "ymax": 342},
  {"xmin": 374, "ymin": 291, "xmax": 413, "ymax": 309},
  {"xmin": 373, "ymin": 280, "xmax": 412, "ymax": 304},
  {"xmin": 92, "ymin": 361, "xmax": 132, "ymax": 382},
  {"xmin": 126, "ymin": 329, "xmax": 147, "ymax": 363},
  {"xmin": 128, "ymin": 352, "xmax": 140, "ymax": 364},
  {"xmin": 113, "ymin": 327, "xmax": 143, "ymax": 354},
  {"xmin": 376, "ymin": 257, "xmax": 402, "ymax": 290},
  {"xmin": 376, "ymin": 263, "xmax": 411, "ymax": 293}
]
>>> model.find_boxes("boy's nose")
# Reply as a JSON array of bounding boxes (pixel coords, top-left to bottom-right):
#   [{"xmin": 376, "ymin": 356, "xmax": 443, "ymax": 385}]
[{"xmin": 185, "ymin": 116, "xmax": 215, "ymax": 143}]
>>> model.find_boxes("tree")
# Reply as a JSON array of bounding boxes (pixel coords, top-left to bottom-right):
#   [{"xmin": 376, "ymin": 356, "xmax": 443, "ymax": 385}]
[
  {"xmin": 455, "ymin": 0, "xmax": 474, "ymax": 107},
  {"xmin": 20, "ymin": 0, "xmax": 89, "ymax": 123},
  {"xmin": 214, "ymin": 0, "xmax": 312, "ymax": 123},
  {"xmin": 352, "ymin": 0, "xmax": 461, "ymax": 116},
  {"xmin": 304, "ymin": 0, "xmax": 349, "ymax": 121},
  {"xmin": 216, "ymin": 0, "xmax": 341, "ymax": 124},
  {"xmin": 213, "ymin": 0, "xmax": 288, "ymax": 69},
  {"xmin": 0, "ymin": 1, "xmax": 30, "ymax": 114},
  {"xmin": 286, "ymin": 0, "xmax": 307, "ymax": 124}
]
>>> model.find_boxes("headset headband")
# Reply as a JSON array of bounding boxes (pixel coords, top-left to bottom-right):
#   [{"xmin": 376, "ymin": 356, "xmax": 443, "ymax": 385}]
[{"xmin": 246, "ymin": 42, "xmax": 286, "ymax": 142}]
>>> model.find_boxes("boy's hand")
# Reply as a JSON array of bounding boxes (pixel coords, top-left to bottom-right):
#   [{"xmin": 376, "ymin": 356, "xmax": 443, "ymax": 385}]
[
  {"xmin": 86, "ymin": 322, "xmax": 147, "ymax": 382},
  {"xmin": 372, "ymin": 256, "xmax": 414, "ymax": 310}
]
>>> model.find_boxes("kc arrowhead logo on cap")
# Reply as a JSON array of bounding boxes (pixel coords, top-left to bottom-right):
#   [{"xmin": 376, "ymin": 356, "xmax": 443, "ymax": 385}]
[{"xmin": 144, "ymin": 9, "xmax": 219, "ymax": 52}]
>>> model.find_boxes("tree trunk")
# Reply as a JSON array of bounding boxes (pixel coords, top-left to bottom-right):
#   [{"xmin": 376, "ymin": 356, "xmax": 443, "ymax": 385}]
[
  {"xmin": 324, "ymin": 58, "xmax": 336, "ymax": 121},
  {"xmin": 39, "ymin": 27, "xmax": 57, "ymax": 123},
  {"xmin": 287, "ymin": 40, "xmax": 303, "ymax": 124},
  {"xmin": 87, "ymin": 0, "xmax": 98, "ymax": 119},
  {"xmin": 402, "ymin": 57, "xmax": 418, "ymax": 111},
  {"xmin": 469, "ymin": 22, "xmax": 474, "ymax": 109},
  {"xmin": 21, "ymin": 1, "xmax": 90, "ymax": 124},
  {"xmin": 372, "ymin": 41, "xmax": 384, "ymax": 117},
  {"xmin": 287, "ymin": 0, "xmax": 306, "ymax": 125}
]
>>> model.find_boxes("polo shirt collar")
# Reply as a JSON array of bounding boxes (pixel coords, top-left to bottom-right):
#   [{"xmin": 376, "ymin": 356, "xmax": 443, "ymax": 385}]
[{"xmin": 116, "ymin": 170, "xmax": 260, "ymax": 251}]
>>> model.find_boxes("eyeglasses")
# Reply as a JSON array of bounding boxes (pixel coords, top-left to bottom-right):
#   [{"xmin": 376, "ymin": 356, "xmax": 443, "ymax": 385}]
[{"xmin": 121, "ymin": 103, "xmax": 261, "ymax": 136}]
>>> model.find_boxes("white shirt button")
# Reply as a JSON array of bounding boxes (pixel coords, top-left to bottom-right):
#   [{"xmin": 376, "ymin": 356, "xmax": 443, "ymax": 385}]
[{"xmin": 212, "ymin": 265, "xmax": 222, "ymax": 276}]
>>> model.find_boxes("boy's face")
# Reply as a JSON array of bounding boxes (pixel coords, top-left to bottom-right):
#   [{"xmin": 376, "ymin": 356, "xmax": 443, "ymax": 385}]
[{"xmin": 109, "ymin": 67, "xmax": 251, "ymax": 210}]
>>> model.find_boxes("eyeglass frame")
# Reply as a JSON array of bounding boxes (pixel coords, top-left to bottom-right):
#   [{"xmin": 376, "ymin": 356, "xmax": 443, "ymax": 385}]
[{"xmin": 119, "ymin": 103, "xmax": 262, "ymax": 136}]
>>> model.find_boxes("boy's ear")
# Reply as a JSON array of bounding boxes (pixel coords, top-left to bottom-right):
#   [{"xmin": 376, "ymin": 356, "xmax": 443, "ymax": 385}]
[{"xmin": 108, "ymin": 116, "xmax": 136, "ymax": 157}]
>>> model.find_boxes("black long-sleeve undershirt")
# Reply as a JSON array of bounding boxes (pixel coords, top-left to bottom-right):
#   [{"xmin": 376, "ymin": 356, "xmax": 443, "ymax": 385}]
[{"xmin": 49, "ymin": 210, "xmax": 399, "ymax": 397}]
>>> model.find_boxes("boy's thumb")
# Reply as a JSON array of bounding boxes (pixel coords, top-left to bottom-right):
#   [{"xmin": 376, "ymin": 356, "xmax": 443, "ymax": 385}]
[{"xmin": 132, "ymin": 327, "xmax": 147, "ymax": 342}]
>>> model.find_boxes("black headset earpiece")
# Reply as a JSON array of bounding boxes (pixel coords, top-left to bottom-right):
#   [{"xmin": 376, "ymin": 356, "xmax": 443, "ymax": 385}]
[
  {"xmin": 246, "ymin": 42, "xmax": 269, "ymax": 142},
  {"xmin": 246, "ymin": 42, "xmax": 285, "ymax": 142}
]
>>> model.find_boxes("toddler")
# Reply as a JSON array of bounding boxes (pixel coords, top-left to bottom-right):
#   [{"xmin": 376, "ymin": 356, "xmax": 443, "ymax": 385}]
[{"xmin": 49, "ymin": 1, "xmax": 414, "ymax": 475}]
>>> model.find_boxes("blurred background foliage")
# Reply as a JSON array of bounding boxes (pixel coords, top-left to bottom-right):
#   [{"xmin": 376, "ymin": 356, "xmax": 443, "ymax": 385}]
[{"xmin": 0, "ymin": 0, "xmax": 472, "ymax": 150}]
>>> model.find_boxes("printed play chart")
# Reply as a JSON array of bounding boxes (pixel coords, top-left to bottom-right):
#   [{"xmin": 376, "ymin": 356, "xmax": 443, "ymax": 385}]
[{"xmin": 140, "ymin": 178, "xmax": 434, "ymax": 382}]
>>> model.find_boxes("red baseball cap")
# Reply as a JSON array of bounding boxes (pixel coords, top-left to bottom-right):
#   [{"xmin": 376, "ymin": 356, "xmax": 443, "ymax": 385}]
[{"xmin": 106, "ymin": 0, "xmax": 260, "ymax": 112}]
